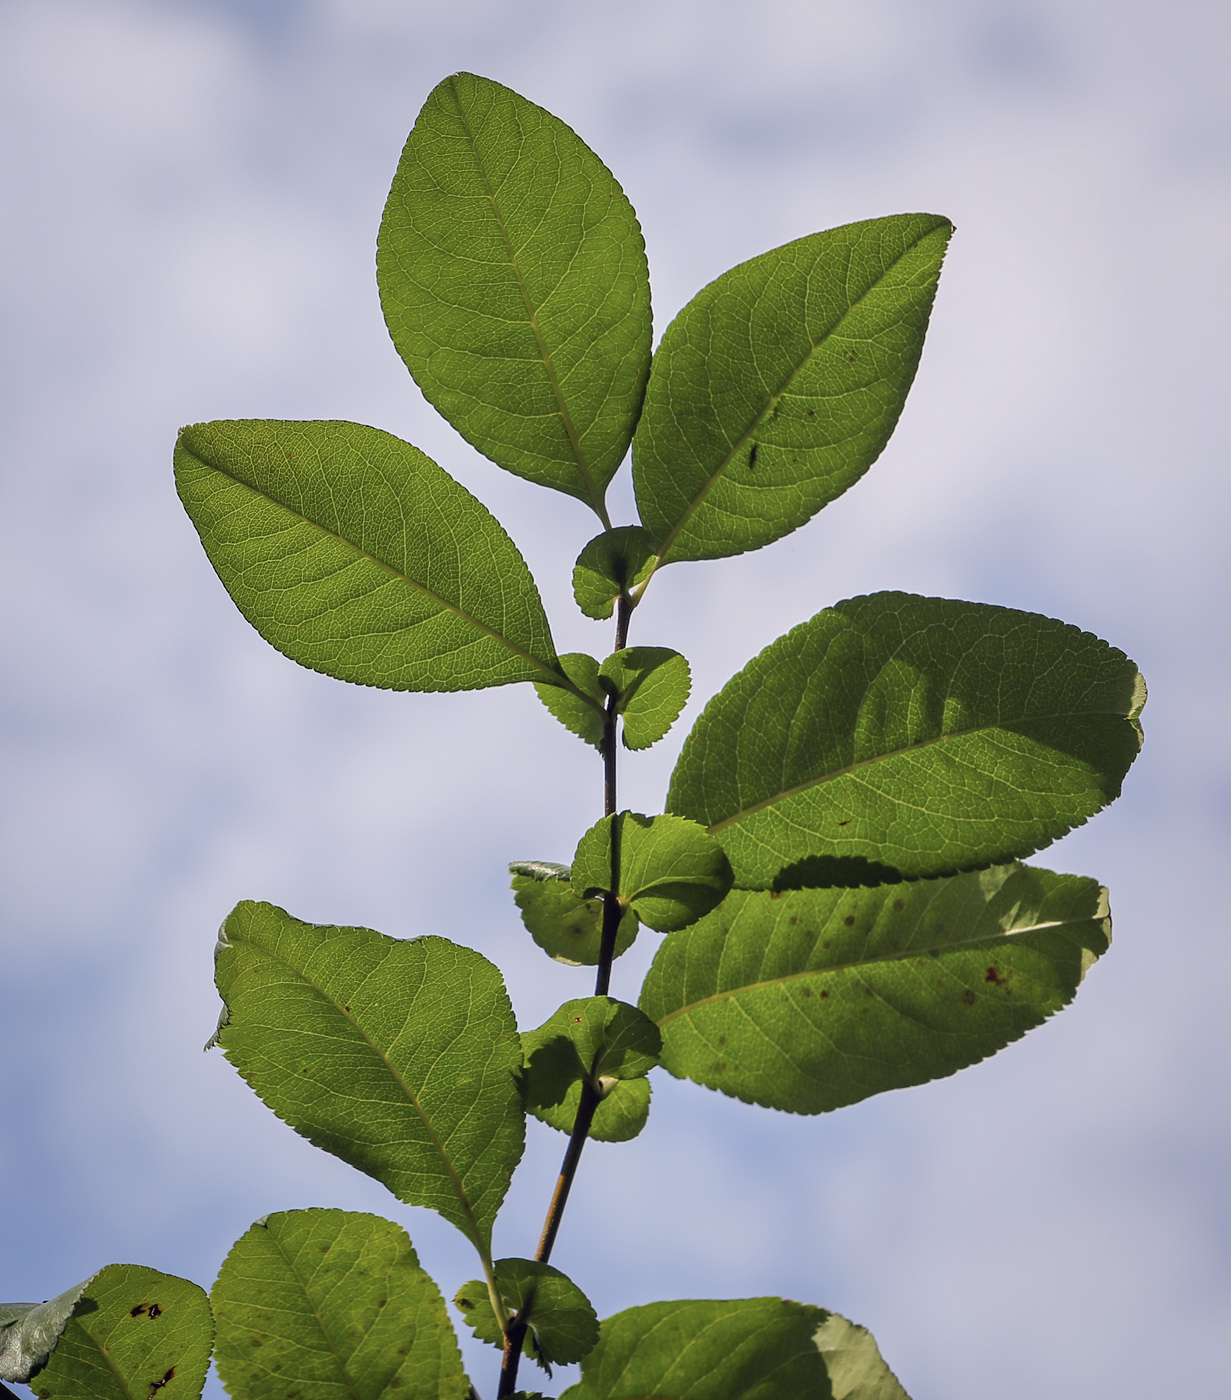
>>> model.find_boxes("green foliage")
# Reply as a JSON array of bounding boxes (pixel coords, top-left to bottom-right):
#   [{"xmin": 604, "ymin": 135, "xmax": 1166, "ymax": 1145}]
[
  {"xmin": 511, "ymin": 869, "xmax": 640, "ymax": 966},
  {"xmin": 669, "ymin": 592, "xmax": 1144, "ymax": 888},
  {"xmin": 521, "ymin": 997, "xmax": 661, "ymax": 1142},
  {"xmin": 455, "ymin": 1259, "xmax": 599, "ymax": 1368},
  {"xmin": 37, "ymin": 65, "xmax": 1144, "ymax": 1400},
  {"xmin": 640, "ymin": 863, "xmax": 1109, "ymax": 1113},
  {"xmin": 377, "ymin": 72, "xmax": 651, "ymax": 516},
  {"xmin": 211, "ymin": 900, "xmax": 524, "ymax": 1252},
  {"xmin": 572, "ymin": 812, "xmax": 733, "ymax": 931},
  {"xmin": 175, "ymin": 419, "xmax": 562, "ymax": 694},
  {"xmin": 10, "ymin": 1266, "xmax": 212, "ymax": 1400},
  {"xmin": 633, "ymin": 215, "xmax": 952, "ymax": 566},
  {"xmin": 212, "ymin": 1209, "xmax": 468, "ymax": 1400}
]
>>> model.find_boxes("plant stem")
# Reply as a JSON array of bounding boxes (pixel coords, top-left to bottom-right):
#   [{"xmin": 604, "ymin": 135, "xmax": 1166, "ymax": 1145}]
[{"xmin": 495, "ymin": 591, "xmax": 634, "ymax": 1399}]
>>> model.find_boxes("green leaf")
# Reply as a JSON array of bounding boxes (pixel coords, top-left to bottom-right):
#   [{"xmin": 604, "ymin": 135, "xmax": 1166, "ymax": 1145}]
[
  {"xmin": 455, "ymin": 1259, "xmax": 599, "ymax": 1368},
  {"xmin": 511, "ymin": 872, "xmax": 639, "ymax": 967},
  {"xmin": 600, "ymin": 647, "xmax": 691, "ymax": 750},
  {"xmin": 813, "ymin": 1314, "xmax": 910, "ymax": 1400},
  {"xmin": 212, "ymin": 901, "xmax": 524, "ymax": 1252},
  {"xmin": 573, "ymin": 526, "xmax": 657, "ymax": 620},
  {"xmin": 572, "ymin": 813, "xmax": 733, "ymax": 932},
  {"xmin": 669, "ymin": 592, "xmax": 1145, "ymax": 888},
  {"xmin": 558, "ymin": 1297, "xmax": 839, "ymax": 1399},
  {"xmin": 377, "ymin": 73, "xmax": 652, "ymax": 516},
  {"xmin": 175, "ymin": 418, "xmax": 562, "ymax": 693},
  {"xmin": 632, "ymin": 214, "xmax": 952, "ymax": 566},
  {"xmin": 212, "ymin": 1209, "xmax": 469, "ymax": 1400},
  {"xmin": 534, "ymin": 653, "xmax": 606, "ymax": 748},
  {"xmin": 640, "ymin": 863, "xmax": 1110, "ymax": 1114},
  {"xmin": 10, "ymin": 1266, "xmax": 212, "ymax": 1400},
  {"xmin": 521, "ymin": 997, "xmax": 660, "ymax": 1143}
]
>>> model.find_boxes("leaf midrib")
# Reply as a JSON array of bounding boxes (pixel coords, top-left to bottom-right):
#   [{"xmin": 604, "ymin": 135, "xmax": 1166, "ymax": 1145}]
[
  {"xmin": 650, "ymin": 225, "xmax": 942, "ymax": 567},
  {"xmin": 230, "ymin": 940, "xmax": 491, "ymax": 1255},
  {"xmin": 653, "ymin": 913, "xmax": 1088, "ymax": 1025},
  {"xmin": 702, "ymin": 705, "xmax": 1126, "ymax": 833},
  {"xmin": 447, "ymin": 80, "xmax": 611, "ymax": 525},
  {"xmin": 266, "ymin": 1228, "xmax": 365, "ymax": 1400}
]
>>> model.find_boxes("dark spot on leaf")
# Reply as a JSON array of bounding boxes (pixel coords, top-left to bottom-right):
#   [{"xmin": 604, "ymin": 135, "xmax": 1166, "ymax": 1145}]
[
  {"xmin": 397, "ymin": 1347, "xmax": 409, "ymax": 1357},
  {"xmin": 711, "ymin": 1061, "xmax": 727, "ymax": 1073},
  {"xmin": 864, "ymin": 987, "xmax": 874, "ymax": 997},
  {"xmin": 807, "ymin": 408, "xmax": 815, "ymax": 417},
  {"xmin": 962, "ymin": 989, "xmax": 976, "ymax": 1005},
  {"xmin": 130, "ymin": 1305, "xmax": 147, "ymax": 1317},
  {"xmin": 717, "ymin": 1035, "xmax": 727, "ymax": 1046},
  {"xmin": 748, "ymin": 443, "xmax": 758, "ymax": 468},
  {"xmin": 148, "ymin": 1368, "xmax": 175, "ymax": 1396},
  {"xmin": 893, "ymin": 898, "xmax": 905, "ymax": 911},
  {"xmin": 378, "ymin": 1298, "xmax": 388, "ymax": 1308},
  {"xmin": 769, "ymin": 890, "xmax": 782, "ymax": 899},
  {"xmin": 843, "ymin": 915, "xmax": 855, "ymax": 927},
  {"xmin": 846, "ymin": 349, "xmax": 858, "ymax": 363},
  {"xmin": 147, "ymin": 1304, "xmax": 163, "ymax": 1319},
  {"xmin": 820, "ymin": 990, "xmax": 829, "ymax": 998},
  {"xmin": 251, "ymin": 1338, "xmax": 264, "ymax": 1348},
  {"xmin": 801, "ymin": 987, "xmax": 812, "ymax": 998},
  {"xmin": 822, "ymin": 939, "xmax": 831, "ymax": 948},
  {"xmin": 837, "ymin": 819, "xmax": 851, "ymax": 826},
  {"xmin": 789, "ymin": 915, "xmax": 798, "ymax": 925},
  {"xmin": 343, "ymin": 1005, "xmax": 351, "ymax": 1013},
  {"xmin": 986, "ymin": 967, "xmax": 1007, "ymax": 985}
]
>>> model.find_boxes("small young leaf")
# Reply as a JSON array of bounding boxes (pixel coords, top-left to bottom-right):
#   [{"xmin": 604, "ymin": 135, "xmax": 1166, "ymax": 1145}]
[
  {"xmin": 572, "ymin": 526, "xmax": 657, "ymax": 620},
  {"xmin": 534, "ymin": 653, "xmax": 605, "ymax": 748},
  {"xmin": 599, "ymin": 646, "xmax": 691, "ymax": 750},
  {"xmin": 212, "ymin": 1209, "xmax": 469, "ymax": 1400},
  {"xmin": 511, "ymin": 873, "xmax": 639, "ymax": 967},
  {"xmin": 669, "ymin": 592, "xmax": 1145, "ymax": 887},
  {"xmin": 814, "ymin": 1313, "xmax": 910, "ymax": 1400},
  {"xmin": 212, "ymin": 901, "xmax": 524, "ymax": 1252},
  {"xmin": 175, "ymin": 419, "xmax": 563, "ymax": 693},
  {"xmin": 572, "ymin": 813, "xmax": 733, "ymax": 932},
  {"xmin": 633, "ymin": 214, "xmax": 952, "ymax": 566},
  {"xmin": 455, "ymin": 1259, "xmax": 599, "ymax": 1368},
  {"xmin": 521, "ymin": 997, "xmax": 661, "ymax": 1143},
  {"xmin": 557, "ymin": 1297, "xmax": 839, "ymax": 1400},
  {"xmin": 378, "ymin": 73, "xmax": 652, "ymax": 515},
  {"xmin": 13, "ymin": 1266, "xmax": 212, "ymax": 1400},
  {"xmin": 640, "ymin": 863, "xmax": 1110, "ymax": 1114}
]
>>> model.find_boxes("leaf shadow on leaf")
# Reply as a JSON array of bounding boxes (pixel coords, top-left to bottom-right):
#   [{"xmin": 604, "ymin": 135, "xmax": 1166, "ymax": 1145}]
[{"xmin": 772, "ymin": 854, "xmax": 904, "ymax": 891}]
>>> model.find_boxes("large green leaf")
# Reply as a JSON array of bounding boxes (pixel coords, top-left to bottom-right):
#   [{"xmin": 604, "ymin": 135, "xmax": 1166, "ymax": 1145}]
[
  {"xmin": 455, "ymin": 1259, "xmax": 599, "ymax": 1368},
  {"xmin": 572, "ymin": 813, "xmax": 733, "ymax": 932},
  {"xmin": 8, "ymin": 1266, "xmax": 212, "ymax": 1400},
  {"xmin": 640, "ymin": 863, "xmax": 1109, "ymax": 1114},
  {"xmin": 558, "ymin": 1298, "xmax": 840, "ymax": 1399},
  {"xmin": 378, "ymin": 72, "xmax": 652, "ymax": 515},
  {"xmin": 669, "ymin": 592, "xmax": 1145, "ymax": 887},
  {"xmin": 212, "ymin": 1209, "xmax": 469, "ymax": 1400},
  {"xmin": 632, "ymin": 215, "xmax": 952, "ymax": 567},
  {"xmin": 175, "ymin": 419, "xmax": 562, "ymax": 693},
  {"xmin": 212, "ymin": 901, "xmax": 524, "ymax": 1252}
]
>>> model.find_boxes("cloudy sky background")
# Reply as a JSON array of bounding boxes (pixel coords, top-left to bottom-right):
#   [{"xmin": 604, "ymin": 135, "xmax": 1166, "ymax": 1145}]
[{"xmin": 2, "ymin": 1, "xmax": 1228, "ymax": 1396}]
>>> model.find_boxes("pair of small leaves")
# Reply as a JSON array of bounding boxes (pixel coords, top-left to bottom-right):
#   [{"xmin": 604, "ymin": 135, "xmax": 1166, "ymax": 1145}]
[
  {"xmin": 521, "ymin": 998, "xmax": 661, "ymax": 1143},
  {"xmin": 0, "ymin": 1266, "xmax": 212, "ymax": 1399},
  {"xmin": 573, "ymin": 813, "xmax": 732, "ymax": 933},
  {"xmin": 510, "ymin": 865, "xmax": 639, "ymax": 967},
  {"xmin": 534, "ymin": 647, "xmax": 691, "ymax": 751},
  {"xmin": 213, "ymin": 1209, "xmax": 468, "ymax": 1400},
  {"xmin": 455, "ymin": 1259, "xmax": 599, "ymax": 1371},
  {"xmin": 669, "ymin": 591, "xmax": 1145, "ymax": 889},
  {"xmin": 640, "ymin": 862, "xmax": 1110, "ymax": 1115},
  {"xmin": 559, "ymin": 1298, "xmax": 908, "ymax": 1400},
  {"xmin": 210, "ymin": 901, "xmax": 524, "ymax": 1255}
]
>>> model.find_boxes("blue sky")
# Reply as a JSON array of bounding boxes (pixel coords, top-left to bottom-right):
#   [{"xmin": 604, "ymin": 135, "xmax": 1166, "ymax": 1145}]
[{"xmin": 2, "ymin": 2, "xmax": 1228, "ymax": 1397}]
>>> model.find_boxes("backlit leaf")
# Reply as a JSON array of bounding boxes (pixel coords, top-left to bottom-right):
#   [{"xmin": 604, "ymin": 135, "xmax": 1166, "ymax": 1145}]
[
  {"xmin": 669, "ymin": 592, "xmax": 1145, "ymax": 887},
  {"xmin": 212, "ymin": 901, "xmax": 524, "ymax": 1252},
  {"xmin": 378, "ymin": 73, "xmax": 652, "ymax": 515},
  {"xmin": 573, "ymin": 526, "xmax": 656, "ymax": 620},
  {"xmin": 572, "ymin": 813, "xmax": 733, "ymax": 932},
  {"xmin": 511, "ymin": 872, "xmax": 639, "ymax": 967},
  {"xmin": 212, "ymin": 1209, "xmax": 468, "ymax": 1400},
  {"xmin": 534, "ymin": 653, "xmax": 605, "ymax": 748},
  {"xmin": 14, "ymin": 1266, "xmax": 211, "ymax": 1400},
  {"xmin": 640, "ymin": 863, "xmax": 1109, "ymax": 1113},
  {"xmin": 633, "ymin": 215, "xmax": 952, "ymax": 566},
  {"xmin": 814, "ymin": 1313, "xmax": 910, "ymax": 1400},
  {"xmin": 599, "ymin": 647, "xmax": 691, "ymax": 751},
  {"xmin": 175, "ymin": 418, "xmax": 562, "ymax": 693},
  {"xmin": 455, "ymin": 1259, "xmax": 598, "ymax": 1368}
]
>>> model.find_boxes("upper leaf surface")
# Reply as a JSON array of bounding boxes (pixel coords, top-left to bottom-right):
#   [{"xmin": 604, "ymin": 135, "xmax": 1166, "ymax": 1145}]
[
  {"xmin": 572, "ymin": 813, "xmax": 733, "ymax": 932},
  {"xmin": 175, "ymin": 419, "xmax": 560, "ymax": 692},
  {"xmin": 213, "ymin": 901, "xmax": 525, "ymax": 1251},
  {"xmin": 813, "ymin": 1314, "xmax": 909, "ymax": 1400},
  {"xmin": 1, "ymin": 1280, "xmax": 91, "ymax": 1384},
  {"xmin": 378, "ymin": 72, "xmax": 652, "ymax": 514},
  {"xmin": 558, "ymin": 1297, "xmax": 834, "ymax": 1399},
  {"xmin": 16, "ymin": 1266, "xmax": 212, "ymax": 1400},
  {"xmin": 632, "ymin": 215, "xmax": 952, "ymax": 566},
  {"xmin": 669, "ymin": 592, "xmax": 1145, "ymax": 887},
  {"xmin": 212, "ymin": 1209, "xmax": 469, "ymax": 1400},
  {"xmin": 640, "ymin": 862, "xmax": 1109, "ymax": 1114},
  {"xmin": 455, "ymin": 1259, "xmax": 599, "ymax": 1368}
]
